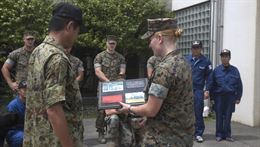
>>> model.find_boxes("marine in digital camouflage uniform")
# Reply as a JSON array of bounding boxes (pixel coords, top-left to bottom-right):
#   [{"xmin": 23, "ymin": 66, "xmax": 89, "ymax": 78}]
[
  {"xmin": 1, "ymin": 31, "xmax": 36, "ymax": 91},
  {"xmin": 65, "ymin": 47, "xmax": 84, "ymax": 82},
  {"xmin": 94, "ymin": 35, "xmax": 128, "ymax": 145},
  {"xmin": 118, "ymin": 18, "xmax": 195, "ymax": 147},
  {"xmin": 23, "ymin": 3, "xmax": 86, "ymax": 147},
  {"xmin": 143, "ymin": 50, "xmax": 194, "ymax": 147}
]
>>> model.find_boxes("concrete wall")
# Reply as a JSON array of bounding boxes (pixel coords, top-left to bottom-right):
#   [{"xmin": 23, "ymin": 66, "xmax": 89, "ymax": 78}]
[{"xmin": 222, "ymin": 0, "xmax": 258, "ymax": 126}]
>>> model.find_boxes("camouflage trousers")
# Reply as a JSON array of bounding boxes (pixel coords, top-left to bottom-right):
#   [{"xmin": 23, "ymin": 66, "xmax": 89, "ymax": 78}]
[
  {"xmin": 95, "ymin": 110, "xmax": 106, "ymax": 133},
  {"xmin": 141, "ymin": 128, "xmax": 193, "ymax": 147},
  {"xmin": 106, "ymin": 114, "xmax": 133, "ymax": 147},
  {"xmin": 23, "ymin": 121, "xmax": 84, "ymax": 147}
]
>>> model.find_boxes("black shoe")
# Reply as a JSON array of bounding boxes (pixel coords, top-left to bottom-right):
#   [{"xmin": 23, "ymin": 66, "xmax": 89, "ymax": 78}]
[
  {"xmin": 226, "ymin": 137, "xmax": 234, "ymax": 142},
  {"xmin": 216, "ymin": 137, "xmax": 223, "ymax": 142}
]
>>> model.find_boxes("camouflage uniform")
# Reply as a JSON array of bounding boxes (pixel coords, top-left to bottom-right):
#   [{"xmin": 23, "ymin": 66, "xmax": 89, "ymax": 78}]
[
  {"xmin": 23, "ymin": 36, "xmax": 84, "ymax": 147},
  {"xmin": 94, "ymin": 50, "xmax": 128, "ymax": 145},
  {"xmin": 67, "ymin": 54, "xmax": 84, "ymax": 77},
  {"xmin": 147, "ymin": 55, "xmax": 161, "ymax": 71},
  {"xmin": 7, "ymin": 47, "xmax": 32, "ymax": 82},
  {"xmin": 143, "ymin": 50, "xmax": 195, "ymax": 147}
]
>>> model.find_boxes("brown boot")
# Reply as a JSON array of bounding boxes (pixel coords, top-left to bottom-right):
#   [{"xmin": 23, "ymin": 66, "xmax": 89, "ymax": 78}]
[{"xmin": 98, "ymin": 132, "xmax": 106, "ymax": 144}]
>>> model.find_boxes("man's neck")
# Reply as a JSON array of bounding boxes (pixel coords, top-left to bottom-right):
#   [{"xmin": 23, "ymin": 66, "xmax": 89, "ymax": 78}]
[
  {"xmin": 223, "ymin": 63, "xmax": 230, "ymax": 67},
  {"xmin": 192, "ymin": 54, "xmax": 201, "ymax": 58},
  {"xmin": 49, "ymin": 32, "xmax": 63, "ymax": 47},
  {"xmin": 24, "ymin": 46, "xmax": 34, "ymax": 52},
  {"xmin": 18, "ymin": 96, "xmax": 25, "ymax": 103},
  {"xmin": 106, "ymin": 49, "xmax": 115, "ymax": 54}
]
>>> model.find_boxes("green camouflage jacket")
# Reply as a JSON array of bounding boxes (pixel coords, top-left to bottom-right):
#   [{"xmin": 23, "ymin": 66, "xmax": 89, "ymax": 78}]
[
  {"xmin": 23, "ymin": 36, "xmax": 83, "ymax": 147},
  {"xmin": 67, "ymin": 54, "xmax": 84, "ymax": 77},
  {"xmin": 7, "ymin": 47, "xmax": 32, "ymax": 82},
  {"xmin": 94, "ymin": 50, "xmax": 126, "ymax": 81},
  {"xmin": 144, "ymin": 50, "xmax": 195, "ymax": 147}
]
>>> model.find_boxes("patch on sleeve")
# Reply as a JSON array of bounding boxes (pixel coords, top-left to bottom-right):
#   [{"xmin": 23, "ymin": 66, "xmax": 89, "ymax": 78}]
[
  {"xmin": 148, "ymin": 83, "xmax": 169, "ymax": 99},
  {"xmin": 5, "ymin": 58, "xmax": 15, "ymax": 66}
]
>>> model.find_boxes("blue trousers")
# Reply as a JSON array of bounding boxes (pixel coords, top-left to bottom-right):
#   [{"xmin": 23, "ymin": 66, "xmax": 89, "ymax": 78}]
[
  {"xmin": 193, "ymin": 89, "xmax": 205, "ymax": 136},
  {"xmin": 214, "ymin": 94, "xmax": 235, "ymax": 138}
]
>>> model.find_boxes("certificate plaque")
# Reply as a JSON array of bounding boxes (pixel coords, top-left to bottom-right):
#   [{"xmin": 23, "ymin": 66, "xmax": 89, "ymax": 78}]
[{"xmin": 98, "ymin": 78, "xmax": 147, "ymax": 110}]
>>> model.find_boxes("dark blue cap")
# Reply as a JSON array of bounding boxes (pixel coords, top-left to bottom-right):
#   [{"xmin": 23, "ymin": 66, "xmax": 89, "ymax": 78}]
[
  {"xmin": 220, "ymin": 49, "xmax": 231, "ymax": 56},
  {"xmin": 52, "ymin": 3, "xmax": 87, "ymax": 34},
  {"xmin": 192, "ymin": 40, "xmax": 203, "ymax": 48}
]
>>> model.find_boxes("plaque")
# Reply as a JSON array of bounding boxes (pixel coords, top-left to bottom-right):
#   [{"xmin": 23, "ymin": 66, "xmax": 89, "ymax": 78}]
[{"xmin": 98, "ymin": 78, "xmax": 147, "ymax": 109}]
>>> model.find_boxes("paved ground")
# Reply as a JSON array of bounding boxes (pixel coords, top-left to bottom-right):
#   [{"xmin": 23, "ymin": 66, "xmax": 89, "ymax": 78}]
[{"xmin": 83, "ymin": 118, "xmax": 260, "ymax": 147}]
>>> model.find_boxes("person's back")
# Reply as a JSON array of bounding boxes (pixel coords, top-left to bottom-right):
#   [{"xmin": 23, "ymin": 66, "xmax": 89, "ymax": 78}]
[
  {"xmin": 24, "ymin": 36, "xmax": 83, "ymax": 146},
  {"xmin": 23, "ymin": 3, "xmax": 86, "ymax": 147}
]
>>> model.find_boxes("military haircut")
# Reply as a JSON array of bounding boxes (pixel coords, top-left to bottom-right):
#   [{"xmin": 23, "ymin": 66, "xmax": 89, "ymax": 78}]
[
  {"xmin": 23, "ymin": 30, "xmax": 36, "ymax": 37},
  {"xmin": 48, "ymin": 16, "xmax": 79, "ymax": 32}
]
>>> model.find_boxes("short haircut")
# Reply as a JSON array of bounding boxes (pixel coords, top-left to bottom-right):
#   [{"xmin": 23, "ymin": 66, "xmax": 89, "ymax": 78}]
[
  {"xmin": 48, "ymin": 16, "xmax": 79, "ymax": 32},
  {"xmin": 23, "ymin": 31, "xmax": 35, "ymax": 37}
]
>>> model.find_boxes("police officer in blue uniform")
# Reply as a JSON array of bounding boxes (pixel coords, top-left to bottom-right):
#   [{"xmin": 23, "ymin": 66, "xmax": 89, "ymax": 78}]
[
  {"xmin": 187, "ymin": 40, "xmax": 212, "ymax": 142},
  {"xmin": 207, "ymin": 49, "xmax": 243, "ymax": 142}
]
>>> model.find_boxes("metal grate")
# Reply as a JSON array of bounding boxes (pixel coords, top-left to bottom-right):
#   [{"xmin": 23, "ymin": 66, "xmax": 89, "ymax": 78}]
[{"xmin": 175, "ymin": 1, "xmax": 211, "ymax": 58}]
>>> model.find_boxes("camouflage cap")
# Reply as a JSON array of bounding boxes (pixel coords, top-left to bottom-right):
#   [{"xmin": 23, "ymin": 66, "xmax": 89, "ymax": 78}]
[
  {"xmin": 106, "ymin": 35, "xmax": 118, "ymax": 42},
  {"xmin": 220, "ymin": 49, "xmax": 231, "ymax": 56},
  {"xmin": 141, "ymin": 18, "xmax": 178, "ymax": 39}
]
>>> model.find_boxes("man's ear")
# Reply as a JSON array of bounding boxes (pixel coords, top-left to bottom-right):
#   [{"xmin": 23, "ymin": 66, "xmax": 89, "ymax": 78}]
[{"xmin": 65, "ymin": 21, "xmax": 75, "ymax": 32}]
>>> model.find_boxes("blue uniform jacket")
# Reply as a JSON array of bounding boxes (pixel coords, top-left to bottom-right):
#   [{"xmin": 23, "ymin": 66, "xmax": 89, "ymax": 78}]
[
  {"xmin": 186, "ymin": 54, "xmax": 212, "ymax": 90},
  {"xmin": 206, "ymin": 64, "xmax": 243, "ymax": 100},
  {"xmin": 6, "ymin": 96, "xmax": 25, "ymax": 131}
]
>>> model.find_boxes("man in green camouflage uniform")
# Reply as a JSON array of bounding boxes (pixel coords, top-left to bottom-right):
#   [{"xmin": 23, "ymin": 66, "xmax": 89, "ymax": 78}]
[
  {"xmin": 146, "ymin": 55, "xmax": 161, "ymax": 79},
  {"xmin": 65, "ymin": 47, "xmax": 84, "ymax": 82},
  {"xmin": 1, "ymin": 31, "xmax": 36, "ymax": 91},
  {"xmin": 94, "ymin": 35, "xmax": 127, "ymax": 146},
  {"xmin": 23, "ymin": 3, "xmax": 87, "ymax": 147},
  {"xmin": 118, "ymin": 18, "xmax": 195, "ymax": 147}
]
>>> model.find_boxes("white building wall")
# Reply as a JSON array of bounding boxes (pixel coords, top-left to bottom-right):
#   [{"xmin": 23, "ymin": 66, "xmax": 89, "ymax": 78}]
[
  {"xmin": 171, "ymin": 0, "xmax": 259, "ymax": 126},
  {"xmin": 172, "ymin": 0, "xmax": 208, "ymax": 10},
  {"xmin": 254, "ymin": 0, "xmax": 260, "ymax": 127},
  {"xmin": 222, "ymin": 0, "xmax": 258, "ymax": 126}
]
